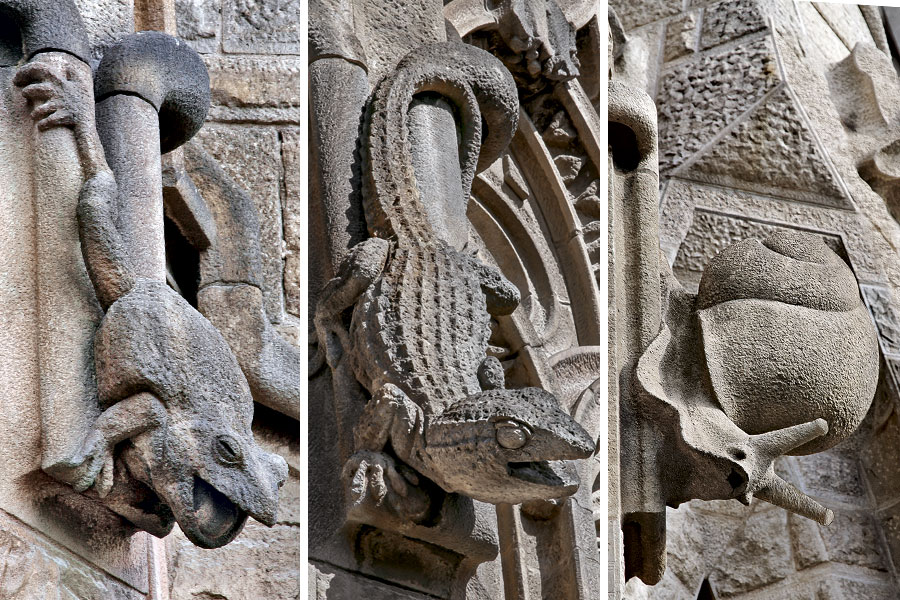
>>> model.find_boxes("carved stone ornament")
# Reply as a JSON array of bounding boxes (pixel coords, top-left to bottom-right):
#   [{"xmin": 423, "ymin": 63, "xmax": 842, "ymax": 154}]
[
  {"xmin": 314, "ymin": 40, "xmax": 594, "ymax": 522},
  {"xmin": 609, "ymin": 8, "xmax": 880, "ymax": 587},
  {"xmin": 309, "ymin": 0, "xmax": 606, "ymax": 594},
  {"xmin": 0, "ymin": 0, "xmax": 288, "ymax": 550}
]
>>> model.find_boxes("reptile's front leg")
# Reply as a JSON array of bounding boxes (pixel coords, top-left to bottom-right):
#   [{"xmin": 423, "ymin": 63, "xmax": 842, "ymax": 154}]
[
  {"xmin": 343, "ymin": 383, "xmax": 431, "ymax": 521},
  {"xmin": 315, "ymin": 237, "xmax": 390, "ymax": 368},
  {"xmin": 61, "ymin": 393, "xmax": 166, "ymax": 497},
  {"xmin": 465, "ymin": 254, "xmax": 520, "ymax": 317}
]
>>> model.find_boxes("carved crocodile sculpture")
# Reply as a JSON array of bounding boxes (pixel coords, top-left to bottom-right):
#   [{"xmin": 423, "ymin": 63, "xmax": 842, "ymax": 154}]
[
  {"xmin": 315, "ymin": 42, "xmax": 594, "ymax": 519},
  {"xmin": 13, "ymin": 39, "xmax": 288, "ymax": 549}
]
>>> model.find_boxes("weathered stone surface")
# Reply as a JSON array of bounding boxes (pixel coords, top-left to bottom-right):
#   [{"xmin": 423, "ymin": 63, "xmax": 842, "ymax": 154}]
[
  {"xmin": 817, "ymin": 576, "xmax": 897, "ymax": 600},
  {"xmin": 0, "ymin": 523, "xmax": 142, "ymax": 600},
  {"xmin": 311, "ymin": 561, "xmax": 433, "ymax": 600},
  {"xmin": 789, "ymin": 511, "xmax": 829, "ymax": 569},
  {"xmin": 168, "ymin": 522, "xmax": 301, "ymax": 599},
  {"xmin": 656, "ymin": 37, "xmax": 780, "ymax": 171},
  {"xmin": 664, "ymin": 506, "xmax": 742, "ymax": 590},
  {"xmin": 682, "ymin": 87, "xmax": 850, "ymax": 207},
  {"xmin": 817, "ymin": 510, "xmax": 887, "ymax": 570},
  {"xmin": 204, "ymin": 55, "xmax": 302, "ymax": 122},
  {"xmin": 222, "ymin": 0, "xmax": 301, "ymax": 54},
  {"xmin": 663, "ymin": 13, "xmax": 698, "ymax": 62},
  {"xmin": 876, "ymin": 500, "xmax": 900, "ymax": 575},
  {"xmin": 197, "ymin": 124, "xmax": 285, "ymax": 319},
  {"xmin": 608, "ymin": 0, "xmax": 680, "ymax": 31},
  {"xmin": 708, "ymin": 509, "xmax": 793, "ymax": 596},
  {"xmin": 279, "ymin": 126, "xmax": 299, "ymax": 313},
  {"xmin": 859, "ymin": 285, "xmax": 900, "ymax": 356},
  {"xmin": 176, "ymin": 0, "xmax": 221, "ymax": 53},
  {"xmin": 792, "ymin": 451, "xmax": 867, "ymax": 504},
  {"xmin": 74, "ymin": 0, "xmax": 134, "ymax": 61},
  {"xmin": 861, "ymin": 404, "xmax": 900, "ymax": 507},
  {"xmin": 699, "ymin": 0, "xmax": 767, "ymax": 50}
]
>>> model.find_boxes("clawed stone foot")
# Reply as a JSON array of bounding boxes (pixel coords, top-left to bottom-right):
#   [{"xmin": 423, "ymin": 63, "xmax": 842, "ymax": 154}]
[
  {"xmin": 59, "ymin": 429, "xmax": 115, "ymax": 498},
  {"xmin": 342, "ymin": 450, "xmax": 430, "ymax": 522}
]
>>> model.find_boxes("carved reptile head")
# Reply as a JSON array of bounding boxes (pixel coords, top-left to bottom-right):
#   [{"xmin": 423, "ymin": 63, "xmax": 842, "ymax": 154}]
[
  {"xmin": 95, "ymin": 280, "xmax": 289, "ymax": 548},
  {"xmin": 425, "ymin": 387, "xmax": 595, "ymax": 504}
]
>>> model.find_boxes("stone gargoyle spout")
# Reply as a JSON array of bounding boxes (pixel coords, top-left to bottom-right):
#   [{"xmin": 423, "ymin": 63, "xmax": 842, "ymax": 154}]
[
  {"xmin": 14, "ymin": 30, "xmax": 288, "ymax": 548},
  {"xmin": 315, "ymin": 42, "xmax": 595, "ymax": 522},
  {"xmin": 636, "ymin": 230, "xmax": 879, "ymax": 525}
]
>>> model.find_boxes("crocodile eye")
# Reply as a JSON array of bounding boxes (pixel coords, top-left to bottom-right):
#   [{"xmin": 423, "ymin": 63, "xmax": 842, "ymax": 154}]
[
  {"xmin": 495, "ymin": 419, "xmax": 531, "ymax": 450},
  {"xmin": 214, "ymin": 435, "xmax": 243, "ymax": 466}
]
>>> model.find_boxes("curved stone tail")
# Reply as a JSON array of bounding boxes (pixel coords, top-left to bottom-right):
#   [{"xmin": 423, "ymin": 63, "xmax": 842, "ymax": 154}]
[{"xmin": 363, "ymin": 42, "xmax": 520, "ymax": 242}]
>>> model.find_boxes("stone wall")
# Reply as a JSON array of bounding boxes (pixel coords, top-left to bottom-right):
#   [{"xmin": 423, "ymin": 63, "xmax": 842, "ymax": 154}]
[
  {"xmin": 166, "ymin": 1, "xmax": 302, "ymax": 598},
  {"xmin": 613, "ymin": 1, "xmax": 900, "ymax": 598}
]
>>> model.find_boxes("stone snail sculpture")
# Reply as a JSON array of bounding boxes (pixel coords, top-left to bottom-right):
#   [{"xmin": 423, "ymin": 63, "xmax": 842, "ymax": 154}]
[
  {"xmin": 9, "ymin": 2, "xmax": 287, "ymax": 549},
  {"xmin": 637, "ymin": 230, "xmax": 879, "ymax": 524}
]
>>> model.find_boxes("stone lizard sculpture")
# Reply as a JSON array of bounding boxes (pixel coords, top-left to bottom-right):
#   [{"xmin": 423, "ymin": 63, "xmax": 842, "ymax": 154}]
[
  {"xmin": 14, "ymin": 51, "xmax": 288, "ymax": 549},
  {"xmin": 315, "ymin": 42, "xmax": 594, "ymax": 520}
]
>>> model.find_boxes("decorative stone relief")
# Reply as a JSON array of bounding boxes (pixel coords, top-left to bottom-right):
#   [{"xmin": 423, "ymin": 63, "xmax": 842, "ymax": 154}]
[
  {"xmin": 0, "ymin": 0, "xmax": 289, "ymax": 552},
  {"xmin": 610, "ymin": 8, "xmax": 880, "ymax": 589}
]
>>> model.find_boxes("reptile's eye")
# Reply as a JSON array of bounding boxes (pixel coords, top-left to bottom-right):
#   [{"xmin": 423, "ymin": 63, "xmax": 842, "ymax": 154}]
[
  {"xmin": 214, "ymin": 435, "xmax": 243, "ymax": 466},
  {"xmin": 495, "ymin": 419, "xmax": 531, "ymax": 450}
]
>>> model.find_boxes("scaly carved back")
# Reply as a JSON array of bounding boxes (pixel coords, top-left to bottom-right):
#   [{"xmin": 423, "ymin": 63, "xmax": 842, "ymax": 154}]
[{"xmin": 363, "ymin": 42, "xmax": 519, "ymax": 245}]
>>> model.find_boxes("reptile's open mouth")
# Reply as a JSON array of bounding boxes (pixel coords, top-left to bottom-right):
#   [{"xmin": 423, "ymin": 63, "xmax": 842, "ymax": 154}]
[
  {"xmin": 507, "ymin": 460, "xmax": 579, "ymax": 490},
  {"xmin": 185, "ymin": 476, "xmax": 248, "ymax": 548}
]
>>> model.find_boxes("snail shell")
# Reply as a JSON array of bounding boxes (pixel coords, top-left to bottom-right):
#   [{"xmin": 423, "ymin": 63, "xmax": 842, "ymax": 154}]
[{"xmin": 696, "ymin": 231, "xmax": 879, "ymax": 455}]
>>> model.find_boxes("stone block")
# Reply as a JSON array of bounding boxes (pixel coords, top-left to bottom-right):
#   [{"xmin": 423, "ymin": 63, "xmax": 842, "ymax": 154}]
[
  {"xmin": 792, "ymin": 451, "xmax": 867, "ymax": 505},
  {"xmin": 168, "ymin": 522, "xmax": 301, "ymax": 600},
  {"xmin": 699, "ymin": 0, "xmax": 767, "ymax": 50},
  {"xmin": 789, "ymin": 512, "xmax": 829, "ymax": 569},
  {"xmin": 657, "ymin": 37, "xmax": 780, "ymax": 172},
  {"xmin": 707, "ymin": 508, "xmax": 793, "ymax": 596},
  {"xmin": 664, "ymin": 506, "xmax": 743, "ymax": 591},
  {"xmin": 74, "ymin": 0, "xmax": 135, "ymax": 62},
  {"xmin": 176, "ymin": 0, "xmax": 221, "ymax": 53},
  {"xmin": 196, "ymin": 124, "xmax": 285, "ymax": 320},
  {"xmin": 876, "ymin": 500, "xmax": 900, "ymax": 574},
  {"xmin": 223, "ymin": 0, "xmax": 302, "ymax": 54},
  {"xmin": 861, "ymin": 406, "xmax": 900, "ymax": 507},
  {"xmin": 281, "ymin": 127, "xmax": 301, "ymax": 318},
  {"xmin": 818, "ymin": 510, "xmax": 887, "ymax": 571},
  {"xmin": 664, "ymin": 13, "xmax": 698, "ymax": 62},
  {"xmin": 203, "ymin": 55, "xmax": 303, "ymax": 123},
  {"xmin": 311, "ymin": 561, "xmax": 436, "ymax": 599},
  {"xmin": 817, "ymin": 576, "xmax": 897, "ymax": 600},
  {"xmin": 609, "ymin": 0, "xmax": 681, "ymax": 31}
]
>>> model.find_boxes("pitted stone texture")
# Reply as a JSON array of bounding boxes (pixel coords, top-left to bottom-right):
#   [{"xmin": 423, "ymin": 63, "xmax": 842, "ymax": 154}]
[
  {"xmin": 672, "ymin": 209, "xmax": 845, "ymax": 289},
  {"xmin": 664, "ymin": 13, "xmax": 698, "ymax": 62},
  {"xmin": 203, "ymin": 55, "xmax": 302, "ymax": 123},
  {"xmin": 663, "ymin": 505, "xmax": 743, "ymax": 591},
  {"xmin": 74, "ymin": 0, "xmax": 134, "ymax": 62},
  {"xmin": 168, "ymin": 522, "xmax": 301, "ymax": 599},
  {"xmin": 682, "ymin": 87, "xmax": 850, "ymax": 207},
  {"xmin": 282, "ymin": 128, "xmax": 301, "ymax": 319},
  {"xmin": 197, "ymin": 124, "xmax": 285, "ymax": 320},
  {"xmin": 311, "ymin": 562, "xmax": 436, "ymax": 599},
  {"xmin": 876, "ymin": 500, "xmax": 900, "ymax": 574},
  {"xmin": 707, "ymin": 508, "xmax": 793, "ymax": 596},
  {"xmin": 176, "ymin": 0, "xmax": 221, "ymax": 53},
  {"xmin": 860, "ymin": 285, "xmax": 900, "ymax": 356},
  {"xmin": 817, "ymin": 510, "xmax": 888, "ymax": 571},
  {"xmin": 656, "ymin": 37, "xmax": 780, "ymax": 172},
  {"xmin": 608, "ymin": 0, "xmax": 681, "ymax": 31},
  {"xmin": 222, "ymin": 0, "xmax": 301, "ymax": 54},
  {"xmin": 659, "ymin": 181, "xmax": 883, "ymax": 281},
  {"xmin": 698, "ymin": 0, "xmax": 767, "ymax": 50},
  {"xmin": 0, "ymin": 525, "xmax": 141, "ymax": 599},
  {"xmin": 861, "ymin": 406, "xmax": 900, "ymax": 507},
  {"xmin": 789, "ymin": 511, "xmax": 829, "ymax": 569},
  {"xmin": 816, "ymin": 576, "xmax": 897, "ymax": 600},
  {"xmin": 791, "ymin": 451, "xmax": 866, "ymax": 505}
]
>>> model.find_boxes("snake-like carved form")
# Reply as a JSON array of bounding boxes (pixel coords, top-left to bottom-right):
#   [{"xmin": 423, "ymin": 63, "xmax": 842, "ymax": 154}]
[{"xmin": 316, "ymin": 42, "xmax": 594, "ymax": 518}]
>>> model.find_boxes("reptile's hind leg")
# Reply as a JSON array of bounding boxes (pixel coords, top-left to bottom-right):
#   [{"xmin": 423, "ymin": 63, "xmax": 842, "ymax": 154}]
[
  {"xmin": 315, "ymin": 237, "xmax": 390, "ymax": 368},
  {"xmin": 343, "ymin": 383, "xmax": 430, "ymax": 521}
]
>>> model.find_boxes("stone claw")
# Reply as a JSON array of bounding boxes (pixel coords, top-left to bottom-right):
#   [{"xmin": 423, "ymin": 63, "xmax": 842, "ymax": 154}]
[
  {"xmin": 62, "ymin": 429, "xmax": 114, "ymax": 494},
  {"xmin": 342, "ymin": 450, "xmax": 430, "ymax": 522}
]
